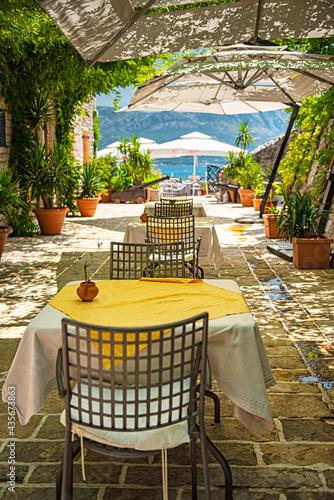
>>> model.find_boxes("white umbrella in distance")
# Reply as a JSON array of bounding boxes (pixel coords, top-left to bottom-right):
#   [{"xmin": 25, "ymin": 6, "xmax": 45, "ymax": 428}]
[{"xmin": 150, "ymin": 131, "xmax": 242, "ymax": 192}]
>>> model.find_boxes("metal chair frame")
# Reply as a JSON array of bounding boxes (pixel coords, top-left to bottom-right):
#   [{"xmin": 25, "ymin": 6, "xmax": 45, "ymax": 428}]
[
  {"xmin": 110, "ymin": 241, "xmax": 219, "ymax": 422},
  {"xmin": 154, "ymin": 200, "xmax": 193, "ymax": 217},
  {"xmin": 161, "ymin": 195, "xmax": 189, "ymax": 204},
  {"xmin": 56, "ymin": 315, "xmax": 233, "ymax": 499},
  {"xmin": 110, "ymin": 241, "xmax": 186, "ymax": 279},
  {"xmin": 146, "ymin": 215, "xmax": 204, "ymax": 279}
]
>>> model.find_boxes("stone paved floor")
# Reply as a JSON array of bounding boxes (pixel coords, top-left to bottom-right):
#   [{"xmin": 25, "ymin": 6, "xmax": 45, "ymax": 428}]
[{"xmin": 1, "ymin": 196, "xmax": 334, "ymax": 499}]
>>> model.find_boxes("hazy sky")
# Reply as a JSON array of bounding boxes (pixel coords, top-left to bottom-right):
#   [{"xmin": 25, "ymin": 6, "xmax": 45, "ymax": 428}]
[{"xmin": 96, "ymin": 87, "xmax": 135, "ymax": 109}]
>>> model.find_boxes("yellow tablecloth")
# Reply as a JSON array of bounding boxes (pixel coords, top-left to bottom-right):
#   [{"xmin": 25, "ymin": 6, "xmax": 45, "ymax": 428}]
[{"xmin": 49, "ymin": 278, "xmax": 250, "ymax": 328}]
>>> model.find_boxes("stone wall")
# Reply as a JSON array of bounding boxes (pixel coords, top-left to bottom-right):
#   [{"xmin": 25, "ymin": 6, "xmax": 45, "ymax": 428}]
[
  {"xmin": 251, "ymin": 130, "xmax": 299, "ymax": 172},
  {"xmin": 72, "ymin": 98, "xmax": 95, "ymax": 164}
]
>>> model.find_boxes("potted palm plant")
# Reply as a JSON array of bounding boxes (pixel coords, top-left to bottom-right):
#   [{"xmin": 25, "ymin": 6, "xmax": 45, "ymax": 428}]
[
  {"xmin": 276, "ymin": 188, "xmax": 333, "ymax": 268},
  {"xmin": 20, "ymin": 142, "xmax": 74, "ymax": 234},
  {"xmin": 94, "ymin": 154, "xmax": 117, "ymax": 203},
  {"xmin": 76, "ymin": 164, "xmax": 104, "ymax": 216}
]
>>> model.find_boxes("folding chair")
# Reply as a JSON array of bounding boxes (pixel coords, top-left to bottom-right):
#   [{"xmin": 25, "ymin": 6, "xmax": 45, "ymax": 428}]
[
  {"xmin": 56, "ymin": 314, "xmax": 233, "ymax": 499},
  {"xmin": 154, "ymin": 200, "xmax": 193, "ymax": 217},
  {"xmin": 146, "ymin": 215, "xmax": 204, "ymax": 279},
  {"xmin": 110, "ymin": 241, "xmax": 186, "ymax": 279}
]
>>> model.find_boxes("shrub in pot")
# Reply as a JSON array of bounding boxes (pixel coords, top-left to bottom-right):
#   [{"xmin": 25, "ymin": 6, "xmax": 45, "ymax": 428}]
[
  {"xmin": 20, "ymin": 142, "xmax": 75, "ymax": 234},
  {"xmin": 234, "ymin": 155, "xmax": 264, "ymax": 207},
  {"xmin": 263, "ymin": 206, "xmax": 282, "ymax": 239},
  {"xmin": 76, "ymin": 164, "xmax": 105, "ymax": 217},
  {"xmin": 93, "ymin": 154, "xmax": 117, "ymax": 203},
  {"xmin": 276, "ymin": 188, "xmax": 333, "ymax": 269},
  {"xmin": 253, "ymin": 185, "xmax": 265, "ymax": 211}
]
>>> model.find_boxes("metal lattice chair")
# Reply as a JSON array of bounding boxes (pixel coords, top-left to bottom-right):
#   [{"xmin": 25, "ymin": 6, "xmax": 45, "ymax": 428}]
[
  {"xmin": 146, "ymin": 215, "xmax": 204, "ymax": 279},
  {"xmin": 154, "ymin": 200, "xmax": 193, "ymax": 217},
  {"xmin": 110, "ymin": 241, "xmax": 186, "ymax": 279},
  {"xmin": 56, "ymin": 315, "xmax": 233, "ymax": 500},
  {"xmin": 110, "ymin": 241, "xmax": 219, "ymax": 422},
  {"xmin": 161, "ymin": 194, "xmax": 189, "ymax": 203}
]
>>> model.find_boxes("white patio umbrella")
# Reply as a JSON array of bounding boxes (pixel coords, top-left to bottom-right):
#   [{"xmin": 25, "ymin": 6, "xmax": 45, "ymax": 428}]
[
  {"xmin": 150, "ymin": 131, "xmax": 242, "ymax": 193},
  {"xmin": 97, "ymin": 137, "xmax": 159, "ymax": 158},
  {"xmin": 36, "ymin": 0, "xmax": 334, "ymax": 66}
]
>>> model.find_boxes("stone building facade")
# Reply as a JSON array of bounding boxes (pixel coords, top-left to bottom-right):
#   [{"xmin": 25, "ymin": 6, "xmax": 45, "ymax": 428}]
[{"xmin": 0, "ymin": 89, "xmax": 95, "ymax": 172}]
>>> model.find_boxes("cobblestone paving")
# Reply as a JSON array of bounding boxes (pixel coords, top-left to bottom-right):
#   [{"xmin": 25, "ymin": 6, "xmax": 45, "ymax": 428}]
[{"xmin": 1, "ymin": 197, "xmax": 334, "ymax": 499}]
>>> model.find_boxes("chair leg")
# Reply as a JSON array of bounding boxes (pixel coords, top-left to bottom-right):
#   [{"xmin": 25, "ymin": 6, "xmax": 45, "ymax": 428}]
[
  {"xmin": 205, "ymin": 389, "xmax": 221, "ymax": 424},
  {"xmin": 56, "ymin": 461, "xmax": 63, "ymax": 500},
  {"xmin": 197, "ymin": 265, "xmax": 204, "ymax": 279},
  {"xmin": 205, "ymin": 434, "xmax": 233, "ymax": 500},
  {"xmin": 190, "ymin": 436, "xmax": 198, "ymax": 500}
]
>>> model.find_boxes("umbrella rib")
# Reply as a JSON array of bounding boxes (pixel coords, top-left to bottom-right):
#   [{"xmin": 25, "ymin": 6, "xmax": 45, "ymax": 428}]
[
  {"xmin": 87, "ymin": 0, "xmax": 158, "ymax": 68},
  {"xmin": 130, "ymin": 74, "xmax": 185, "ymax": 107},
  {"xmin": 289, "ymin": 69, "xmax": 334, "ymax": 87},
  {"xmin": 243, "ymin": 68, "xmax": 267, "ymax": 88},
  {"xmin": 266, "ymin": 72, "xmax": 296, "ymax": 104}
]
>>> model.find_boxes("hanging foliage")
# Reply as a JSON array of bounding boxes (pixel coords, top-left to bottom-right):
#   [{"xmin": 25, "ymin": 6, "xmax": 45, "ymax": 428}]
[{"xmin": 276, "ymin": 38, "xmax": 334, "ymax": 197}]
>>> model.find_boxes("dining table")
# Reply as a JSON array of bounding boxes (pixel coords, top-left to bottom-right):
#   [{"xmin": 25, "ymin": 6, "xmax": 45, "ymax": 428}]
[
  {"xmin": 2, "ymin": 278, "xmax": 276, "ymax": 437},
  {"xmin": 124, "ymin": 217, "xmax": 224, "ymax": 269}
]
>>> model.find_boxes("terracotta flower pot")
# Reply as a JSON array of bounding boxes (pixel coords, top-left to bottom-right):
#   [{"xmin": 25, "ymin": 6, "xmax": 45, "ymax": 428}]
[
  {"xmin": 238, "ymin": 189, "xmax": 255, "ymax": 207},
  {"xmin": 140, "ymin": 213, "xmax": 147, "ymax": 222},
  {"xmin": 292, "ymin": 235, "xmax": 333, "ymax": 269},
  {"xmin": 263, "ymin": 214, "xmax": 281, "ymax": 239},
  {"xmin": 228, "ymin": 189, "xmax": 238, "ymax": 202},
  {"xmin": 253, "ymin": 198, "xmax": 262, "ymax": 211},
  {"xmin": 99, "ymin": 188, "xmax": 113, "ymax": 203},
  {"xmin": 201, "ymin": 189, "xmax": 208, "ymax": 195},
  {"xmin": 33, "ymin": 208, "xmax": 69, "ymax": 235},
  {"xmin": 76, "ymin": 197, "xmax": 100, "ymax": 217},
  {"xmin": 76, "ymin": 281, "xmax": 99, "ymax": 302},
  {"xmin": 0, "ymin": 226, "xmax": 13, "ymax": 261}
]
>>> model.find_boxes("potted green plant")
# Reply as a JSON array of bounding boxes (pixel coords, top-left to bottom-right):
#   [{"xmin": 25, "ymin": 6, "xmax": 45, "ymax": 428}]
[
  {"xmin": 93, "ymin": 154, "xmax": 117, "ymax": 203},
  {"xmin": 0, "ymin": 167, "xmax": 19, "ymax": 260},
  {"xmin": 20, "ymin": 142, "xmax": 74, "ymax": 234},
  {"xmin": 263, "ymin": 205, "xmax": 282, "ymax": 239},
  {"xmin": 201, "ymin": 181, "xmax": 208, "ymax": 196},
  {"xmin": 276, "ymin": 188, "xmax": 333, "ymax": 268},
  {"xmin": 253, "ymin": 185, "xmax": 265, "ymax": 211},
  {"xmin": 76, "ymin": 164, "xmax": 104, "ymax": 216},
  {"xmin": 76, "ymin": 253, "xmax": 99, "ymax": 301},
  {"xmin": 234, "ymin": 155, "xmax": 264, "ymax": 207}
]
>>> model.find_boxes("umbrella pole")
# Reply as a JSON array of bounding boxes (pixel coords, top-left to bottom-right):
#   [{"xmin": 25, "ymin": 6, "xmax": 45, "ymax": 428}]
[
  {"xmin": 192, "ymin": 155, "xmax": 197, "ymax": 196},
  {"xmin": 259, "ymin": 104, "xmax": 300, "ymax": 217}
]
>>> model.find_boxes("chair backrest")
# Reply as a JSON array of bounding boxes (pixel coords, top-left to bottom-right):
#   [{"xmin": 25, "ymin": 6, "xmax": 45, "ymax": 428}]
[
  {"xmin": 161, "ymin": 195, "xmax": 189, "ymax": 204},
  {"xmin": 60, "ymin": 313, "xmax": 208, "ymax": 433},
  {"xmin": 146, "ymin": 215, "xmax": 195, "ymax": 253},
  {"xmin": 110, "ymin": 241, "xmax": 186, "ymax": 279},
  {"xmin": 154, "ymin": 200, "xmax": 193, "ymax": 217}
]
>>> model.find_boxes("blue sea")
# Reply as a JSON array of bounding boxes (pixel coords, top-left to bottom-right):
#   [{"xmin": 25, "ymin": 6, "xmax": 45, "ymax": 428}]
[{"xmin": 156, "ymin": 164, "xmax": 224, "ymax": 181}]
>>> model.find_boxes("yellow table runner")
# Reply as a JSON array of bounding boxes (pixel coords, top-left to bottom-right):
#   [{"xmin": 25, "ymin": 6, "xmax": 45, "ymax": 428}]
[{"xmin": 50, "ymin": 278, "xmax": 250, "ymax": 368}]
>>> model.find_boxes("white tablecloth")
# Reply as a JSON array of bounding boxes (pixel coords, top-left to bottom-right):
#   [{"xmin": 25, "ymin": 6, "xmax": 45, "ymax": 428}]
[
  {"xmin": 2, "ymin": 279, "xmax": 275, "ymax": 436},
  {"xmin": 124, "ymin": 217, "xmax": 223, "ymax": 269},
  {"xmin": 144, "ymin": 202, "xmax": 207, "ymax": 218}
]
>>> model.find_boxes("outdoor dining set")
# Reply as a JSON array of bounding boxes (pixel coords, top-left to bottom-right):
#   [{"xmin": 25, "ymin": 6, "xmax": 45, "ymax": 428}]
[{"xmin": 2, "ymin": 194, "xmax": 276, "ymax": 500}]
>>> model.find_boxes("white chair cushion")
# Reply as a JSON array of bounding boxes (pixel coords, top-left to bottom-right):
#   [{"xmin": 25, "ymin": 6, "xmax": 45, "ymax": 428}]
[{"xmin": 60, "ymin": 379, "xmax": 190, "ymax": 451}]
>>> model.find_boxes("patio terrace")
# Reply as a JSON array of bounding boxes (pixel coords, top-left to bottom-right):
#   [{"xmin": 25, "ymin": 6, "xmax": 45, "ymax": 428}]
[{"xmin": 0, "ymin": 196, "xmax": 334, "ymax": 499}]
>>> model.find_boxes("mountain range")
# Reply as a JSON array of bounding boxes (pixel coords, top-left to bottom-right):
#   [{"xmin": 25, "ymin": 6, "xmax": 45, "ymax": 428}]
[{"xmin": 97, "ymin": 106, "xmax": 290, "ymax": 165}]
